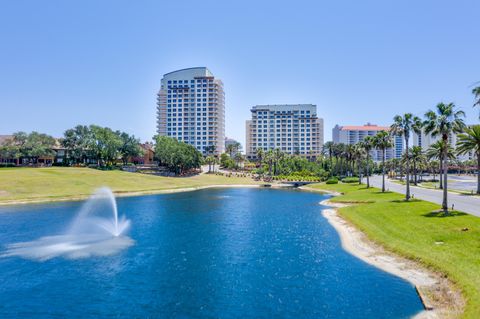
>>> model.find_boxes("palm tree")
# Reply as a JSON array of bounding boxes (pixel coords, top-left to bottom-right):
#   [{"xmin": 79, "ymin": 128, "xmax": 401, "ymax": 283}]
[
  {"xmin": 255, "ymin": 148, "xmax": 264, "ymax": 162},
  {"xmin": 373, "ymin": 131, "xmax": 393, "ymax": 192},
  {"xmin": 323, "ymin": 141, "xmax": 335, "ymax": 174},
  {"xmin": 473, "ymin": 86, "xmax": 480, "ymax": 118},
  {"xmin": 457, "ymin": 125, "xmax": 480, "ymax": 194},
  {"xmin": 391, "ymin": 114, "xmax": 423, "ymax": 200},
  {"xmin": 410, "ymin": 146, "xmax": 425, "ymax": 185},
  {"xmin": 273, "ymin": 148, "xmax": 283, "ymax": 176},
  {"xmin": 424, "ymin": 102, "xmax": 466, "ymax": 213},
  {"xmin": 425, "ymin": 140, "xmax": 455, "ymax": 189},
  {"xmin": 205, "ymin": 156, "xmax": 215, "ymax": 173},
  {"xmin": 361, "ymin": 136, "xmax": 374, "ymax": 187},
  {"xmin": 264, "ymin": 149, "xmax": 274, "ymax": 176},
  {"xmin": 353, "ymin": 144, "xmax": 366, "ymax": 184},
  {"xmin": 344, "ymin": 144, "xmax": 355, "ymax": 176},
  {"xmin": 332, "ymin": 143, "xmax": 344, "ymax": 176}
]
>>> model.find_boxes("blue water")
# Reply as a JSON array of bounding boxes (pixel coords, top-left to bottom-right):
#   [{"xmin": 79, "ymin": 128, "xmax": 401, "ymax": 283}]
[{"xmin": 0, "ymin": 188, "xmax": 423, "ymax": 318}]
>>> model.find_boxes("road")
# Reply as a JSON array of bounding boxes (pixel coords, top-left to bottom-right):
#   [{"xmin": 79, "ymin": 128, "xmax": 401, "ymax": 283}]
[{"xmin": 369, "ymin": 175, "xmax": 480, "ymax": 217}]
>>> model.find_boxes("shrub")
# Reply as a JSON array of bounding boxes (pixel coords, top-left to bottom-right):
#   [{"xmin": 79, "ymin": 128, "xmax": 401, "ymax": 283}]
[
  {"xmin": 342, "ymin": 177, "xmax": 359, "ymax": 183},
  {"xmin": 0, "ymin": 163, "xmax": 16, "ymax": 168},
  {"xmin": 326, "ymin": 178, "xmax": 338, "ymax": 184}
]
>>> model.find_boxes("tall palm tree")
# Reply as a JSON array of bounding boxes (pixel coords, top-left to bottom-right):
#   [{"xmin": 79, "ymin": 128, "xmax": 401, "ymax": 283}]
[
  {"xmin": 361, "ymin": 136, "xmax": 374, "ymax": 188},
  {"xmin": 457, "ymin": 125, "xmax": 480, "ymax": 194},
  {"xmin": 424, "ymin": 102, "xmax": 466, "ymax": 213},
  {"xmin": 256, "ymin": 148, "xmax": 264, "ymax": 162},
  {"xmin": 353, "ymin": 144, "xmax": 366, "ymax": 184},
  {"xmin": 391, "ymin": 114, "xmax": 423, "ymax": 200},
  {"xmin": 323, "ymin": 141, "xmax": 335, "ymax": 174},
  {"xmin": 425, "ymin": 140, "xmax": 455, "ymax": 189},
  {"xmin": 409, "ymin": 146, "xmax": 425, "ymax": 185},
  {"xmin": 473, "ymin": 86, "xmax": 480, "ymax": 118},
  {"xmin": 264, "ymin": 149, "xmax": 275, "ymax": 176},
  {"xmin": 332, "ymin": 143, "xmax": 345, "ymax": 176},
  {"xmin": 273, "ymin": 148, "xmax": 283, "ymax": 176},
  {"xmin": 205, "ymin": 156, "xmax": 215, "ymax": 173},
  {"xmin": 344, "ymin": 144, "xmax": 355, "ymax": 176},
  {"xmin": 373, "ymin": 131, "xmax": 393, "ymax": 192}
]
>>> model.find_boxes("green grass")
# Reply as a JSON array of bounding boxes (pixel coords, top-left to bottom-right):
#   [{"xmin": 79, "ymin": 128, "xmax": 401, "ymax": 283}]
[
  {"xmin": 308, "ymin": 182, "xmax": 480, "ymax": 318},
  {"xmin": 0, "ymin": 167, "xmax": 260, "ymax": 203}
]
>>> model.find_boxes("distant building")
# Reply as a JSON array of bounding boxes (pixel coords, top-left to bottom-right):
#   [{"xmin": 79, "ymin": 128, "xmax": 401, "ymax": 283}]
[
  {"xmin": 156, "ymin": 67, "xmax": 225, "ymax": 156},
  {"xmin": 0, "ymin": 135, "xmax": 67, "ymax": 165},
  {"xmin": 245, "ymin": 104, "xmax": 324, "ymax": 159},
  {"xmin": 413, "ymin": 129, "xmax": 474, "ymax": 161},
  {"xmin": 224, "ymin": 137, "xmax": 241, "ymax": 154},
  {"xmin": 332, "ymin": 123, "xmax": 403, "ymax": 161},
  {"xmin": 129, "ymin": 142, "xmax": 156, "ymax": 165}
]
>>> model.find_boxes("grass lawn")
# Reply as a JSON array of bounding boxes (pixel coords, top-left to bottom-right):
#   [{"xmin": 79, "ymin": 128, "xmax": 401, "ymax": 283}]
[
  {"xmin": 0, "ymin": 167, "xmax": 260, "ymax": 203},
  {"xmin": 308, "ymin": 182, "xmax": 480, "ymax": 318}
]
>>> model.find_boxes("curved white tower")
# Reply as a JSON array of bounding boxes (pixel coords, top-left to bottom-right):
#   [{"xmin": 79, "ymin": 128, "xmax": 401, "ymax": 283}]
[{"xmin": 157, "ymin": 67, "xmax": 225, "ymax": 155}]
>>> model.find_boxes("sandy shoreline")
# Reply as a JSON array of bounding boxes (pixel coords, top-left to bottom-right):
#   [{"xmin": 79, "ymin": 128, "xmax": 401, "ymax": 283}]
[{"xmin": 319, "ymin": 198, "xmax": 464, "ymax": 319}]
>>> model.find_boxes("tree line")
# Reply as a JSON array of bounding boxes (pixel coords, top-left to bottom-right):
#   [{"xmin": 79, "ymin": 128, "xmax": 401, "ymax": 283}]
[{"xmin": 0, "ymin": 125, "xmax": 143, "ymax": 166}]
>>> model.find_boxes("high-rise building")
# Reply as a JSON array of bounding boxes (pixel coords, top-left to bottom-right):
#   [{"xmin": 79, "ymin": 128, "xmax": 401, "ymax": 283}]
[
  {"xmin": 156, "ymin": 67, "xmax": 225, "ymax": 155},
  {"xmin": 332, "ymin": 123, "xmax": 403, "ymax": 161},
  {"xmin": 413, "ymin": 130, "xmax": 473, "ymax": 161},
  {"xmin": 245, "ymin": 104, "xmax": 324, "ymax": 159}
]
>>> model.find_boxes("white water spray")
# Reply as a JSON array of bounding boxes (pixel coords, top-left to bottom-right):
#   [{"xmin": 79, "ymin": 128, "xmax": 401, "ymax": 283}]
[{"xmin": 1, "ymin": 187, "xmax": 133, "ymax": 261}]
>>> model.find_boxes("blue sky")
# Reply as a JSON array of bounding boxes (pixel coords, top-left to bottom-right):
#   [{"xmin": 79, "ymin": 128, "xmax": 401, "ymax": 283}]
[{"xmin": 1, "ymin": 0, "xmax": 479, "ymax": 146}]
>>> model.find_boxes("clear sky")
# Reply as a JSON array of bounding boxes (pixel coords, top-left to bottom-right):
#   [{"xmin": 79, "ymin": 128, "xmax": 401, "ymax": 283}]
[{"xmin": 1, "ymin": 0, "xmax": 479, "ymax": 147}]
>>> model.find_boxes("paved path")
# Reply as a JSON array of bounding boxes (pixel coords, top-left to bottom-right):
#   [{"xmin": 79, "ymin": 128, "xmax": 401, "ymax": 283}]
[{"xmin": 369, "ymin": 175, "xmax": 480, "ymax": 217}]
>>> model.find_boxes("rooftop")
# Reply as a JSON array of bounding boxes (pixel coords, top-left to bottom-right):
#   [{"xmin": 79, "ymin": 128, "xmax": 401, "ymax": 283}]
[{"xmin": 340, "ymin": 123, "xmax": 390, "ymax": 131}]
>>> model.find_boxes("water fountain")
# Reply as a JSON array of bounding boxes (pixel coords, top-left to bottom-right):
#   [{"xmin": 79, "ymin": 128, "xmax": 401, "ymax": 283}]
[{"xmin": 2, "ymin": 187, "xmax": 133, "ymax": 261}]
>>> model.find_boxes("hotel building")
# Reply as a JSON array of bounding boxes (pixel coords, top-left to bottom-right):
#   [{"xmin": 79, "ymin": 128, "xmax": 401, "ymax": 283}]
[
  {"xmin": 332, "ymin": 123, "xmax": 403, "ymax": 161},
  {"xmin": 156, "ymin": 67, "xmax": 225, "ymax": 155},
  {"xmin": 413, "ymin": 130, "xmax": 473, "ymax": 161},
  {"xmin": 245, "ymin": 104, "xmax": 324, "ymax": 159}
]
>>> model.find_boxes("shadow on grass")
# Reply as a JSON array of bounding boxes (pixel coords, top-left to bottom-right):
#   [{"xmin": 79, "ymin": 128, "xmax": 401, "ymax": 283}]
[
  {"xmin": 423, "ymin": 210, "xmax": 468, "ymax": 218},
  {"xmin": 390, "ymin": 199, "xmax": 422, "ymax": 203},
  {"xmin": 458, "ymin": 192, "xmax": 480, "ymax": 197}
]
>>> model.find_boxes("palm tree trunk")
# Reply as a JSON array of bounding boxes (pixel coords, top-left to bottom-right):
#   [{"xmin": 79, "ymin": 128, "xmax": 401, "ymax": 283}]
[
  {"xmin": 358, "ymin": 161, "xmax": 362, "ymax": 185},
  {"xmin": 477, "ymin": 153, "xmax": 480, "ymax": 194},
  {"xmin": 366, "ymin": 158, "xmax": 370, "ymax": 188},
  {"xmin": 405, "ymin": 137, "xmax": 411, "ymax": 200},
  {"xmin": 382, "ymin": 148, "xmax": 386, "ymax": 192},
  {"xmin": 439, "ymin": 161, "xmax": 443, "ymax": 189},
  {"xmin": 442, "ymin": 146, "xmax": 448, "ymax": 213},
  {"xmin": 414, "ymin": 162, "xmax": 417, "ymax": 185}
]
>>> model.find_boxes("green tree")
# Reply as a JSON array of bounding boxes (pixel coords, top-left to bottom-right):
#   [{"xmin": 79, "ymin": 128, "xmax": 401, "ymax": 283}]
[
  {"xmin": 62, "ymin": 125, "xmax": 92, "ymax": 164},
  {"xmin": 153, "ymin": 136, "xmax": 202, "ymax": 174},
  {"xmin": 205, "ymin": 156, "xmax": 215, "ymax": 173},
  {"xmin": 255, "ymin": 148, "xmax": 264, "ymax": 161},
  {"xmin": 360, "ymin": 136, "xmax": 374, "ymax": 187},
  {"xmin": 409, "ymin": 146, "xmax": 425, "ymax": 185},
  {"xmin": 353, "ymin": 144, "xmax": 366, "ymax": 184},
  {"xmin": 424, "ymin": 102, "xmax": 466, "ymax": 213},
  {"xmin": 457, "ymin": 125, "xmax": 480, "ymax": 194},
  {"xmin": 117, "ymin": 131, "xmax": 142, "ymax": 165},
  {"xmin": 322, "ymin": 141, "xmax": 335, "ymax": 175},
  {"xmin": 373, "ymin": 131, "xmax": 393, "ymax": 192},
  {"xmin": 391, "ymin": 113, "xmax": 422, "ymax": 200},
  {"xmin": 473, "ymin": 86, "xmax": 480, "ymax": 118},
  {"xmin": 426, "ymin": 140, "xmax": 455, "ymax": 189},
  {"xmin": 89, "ymin": 125, "xmax": 123, "ymax": 166},
  {"xmin": 226, "ymin": 142, "xmax": 241, "ymax": 158}
]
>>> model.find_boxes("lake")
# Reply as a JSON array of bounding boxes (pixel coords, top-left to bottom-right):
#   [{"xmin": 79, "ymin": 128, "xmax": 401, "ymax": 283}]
[{"xmin": 0, "ymin": 188, "xmax": 423, "ymax": 318}]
